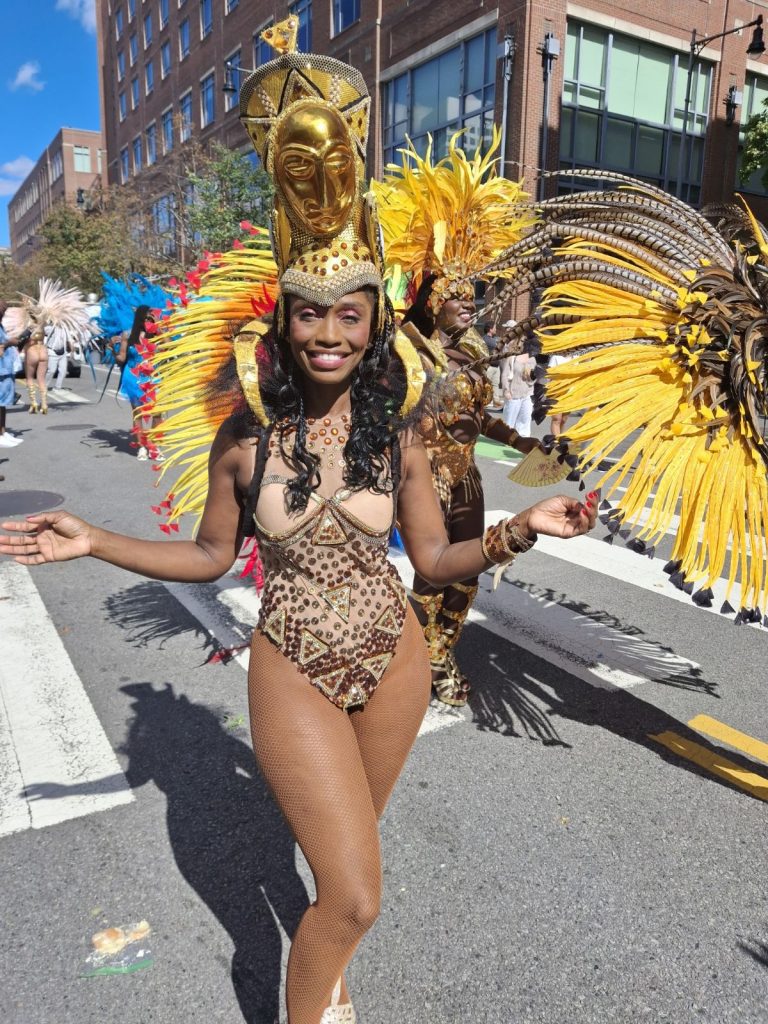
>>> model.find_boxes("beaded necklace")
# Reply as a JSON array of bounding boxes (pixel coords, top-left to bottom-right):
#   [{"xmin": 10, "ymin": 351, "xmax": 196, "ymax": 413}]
[{"xmin": 305, "ymin": 412, "xmax": 350, "ymax": 470}]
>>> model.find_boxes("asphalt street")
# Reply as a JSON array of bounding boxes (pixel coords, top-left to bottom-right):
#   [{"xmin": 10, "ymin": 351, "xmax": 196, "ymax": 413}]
[{"xmin": 0, "ymin": 367, "xmax": 767, "ymax": 1024}]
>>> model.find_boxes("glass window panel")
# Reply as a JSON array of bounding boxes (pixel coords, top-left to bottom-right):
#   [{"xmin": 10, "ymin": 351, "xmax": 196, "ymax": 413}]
[
  {"xmin": 465, "ymin": 34, "xmax": 485, "ymax": 94},
  {"xmin": 563, "ymin": 82, "xmax": 576, "ymax": 105},
  {"xmin": 559, "ymin": 107, "xmax": 574, "ymax": 158},
  {"xmin": 634, "ymin": 124, "xmax": 664, "ymax": 176},
  {"xmin": 578, "ymin": 84, "xmax": 602, "ymax": 110},
  {"xmin": 574, "ymin": 109, "xmax": 599, "ymax": 163},
  {"xmin": 438, "ymin": 48, "xmax": 461, "ymax": 126},
  {"xmin": 564, "ymin": 22, "xmax": 579, "ymax": 83},
  {"xmin": 579, "ymin": 24, "xmax": 606, "ymax": 88},
  {"xmin": 604, "ymin": 117, "xmax": 632, "ymax": 167},
  {"xmin": 634, "ymin": 46, "xmax": 671, "ymax": 123},
  {"xmin": 485, "ymin": 29, "xmax": 495, "ymax": 84},
  {"xmin": 394, "ymin": 74, "xmax": 407, "ymax": 126},
  {"xmin": 412, "ymin": 60, "xmax": 439, "ymax": 133},
  {"xmin": 462, "ymin": 115, "xmax": 481, "ymax": 151},
  {"xmin": 608, "ymin": 36, "xmax": 639, "ymax": 117},
  {"xmin": 465, "ymin": 89, "xmax": 481, "ymax": 115}
]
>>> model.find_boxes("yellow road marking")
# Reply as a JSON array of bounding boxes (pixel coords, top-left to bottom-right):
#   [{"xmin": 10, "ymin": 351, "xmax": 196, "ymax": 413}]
[
  {"xmin": 649, "ymin": 730, "xmax": 768, "ymax": 802},
  {"xmin": 687, "ymin": 715, "xmax": 768, "ymax": 766}
]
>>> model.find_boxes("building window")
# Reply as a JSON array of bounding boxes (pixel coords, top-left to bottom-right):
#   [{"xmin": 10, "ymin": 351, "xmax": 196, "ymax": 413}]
[
  {"xmin": 119, "ymin": 91, "xmax": 127, "ymax": 120},
  {"xmin": 145, "ymin": 60, "xmax": 154, "ymax": 95},
  {"xmin": 161, "ymin": 40, "xmax": 171, "ymax": 78},
  {"xmin": 131, "ymin": 76, "xmax": 140, "ymax": 109},
  {"xmin": 162, "ymin": 107, "xmax": 174, "ymax": 153},
  {"xmin": 117, "ymin": 50, "xmax": 126, "ymax": 81},
  {"xmin": 120, "ymin": 147, "xmax": 130, "ymax": 183},
  {"xmin": 144, "ymin": 12, "xmax": 152, "ymax": 47},
  {"xmin": 382, "ymin": 28, "xmax": 496, "ymax": 167},
  {"xmin": 127, "ymin": 0, "xmax": 135, "ymax": 20},
  {"xmin": 73, "ymin": 146, "xmax": 91, "ymax": 173},
  {"xmin": 225, "ymin": 0, "xmax": 238, "ymax": 12},
  {"xmin": 560, "ymin": 20, "xmax": 712, "ymax": 205},
  {"xmin": 290, "ymin": 0, "xmax": 312, "ymax": 52},
  {"xmin": 179, "ymin": 18, "xmax": 190, "ymax": 59},
  {"xmin": 332, "ymin": 0, "xmax": 359, "ymax": 36},
  {"xmin": 115, "ymin": 7, "xmax": 124, "ymax": 38},
  {"xmin": 224, "ymin": 48, "xmax": 240, "ymax": 112},
  {"xmin": 180, "ymin": 90, "xmax": 193, "ymax": 140},
  {"xmin": 129, "ymin": 32, "xmax": 138, "ymax": 65},
  {"xmin": 146, "ymin": 123, "xmax": 157, "ymax": 165},
  {"xmin": 200, "ymin": 71, "xmax": 215, "ymax": 127},
  {"xmin": 200, "ymin": 0, "xmax": 212, "ymax": 38},
  {"xmin": 51, "ymin": 151, "xmax": 64, "ymax": 180},
  {"xmin": 159, "ymin": 0, "xmax": 169, "ymax": 28},
  {"xmin": 151, "ymin": 194, "xmax": 176, "ymax": 256},
  {"xmin": 738, "ymin": 73, "xmax": 768, "ymax": 196},
  {"xmin": 133, "ymin": 136, "xmax": 143, "ymax": 171},
  {"xmin": 254, "ymin": 23, "xmax": 273, "ymax": 67}
]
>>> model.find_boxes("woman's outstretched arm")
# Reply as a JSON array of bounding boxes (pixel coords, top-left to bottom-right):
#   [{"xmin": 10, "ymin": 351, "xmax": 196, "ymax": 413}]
[
  {"xmin": 397, "ymin": 435, "xmax": 597, "ymax": 588},
  {"xmin": 0, "ymin": 424, "xmax": 251, "ymax": 584}
]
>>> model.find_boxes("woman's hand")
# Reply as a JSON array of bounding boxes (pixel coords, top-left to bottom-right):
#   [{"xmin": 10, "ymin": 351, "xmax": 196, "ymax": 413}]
[
  {"xmin": 513, "ymin": 436, "xmax": 544, "ymax": 455},
  {"xmin": 0, "ymin": 511, "xmax": 94, "ymax": 565},
  {"xmin": 516, "ymin": 491, "xmax": 599, "ymax": 541}
]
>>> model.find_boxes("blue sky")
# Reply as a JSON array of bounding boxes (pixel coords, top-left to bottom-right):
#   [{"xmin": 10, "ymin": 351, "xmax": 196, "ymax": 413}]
[{"xmin": 0, "ymin": 0, "xmax": 100, "ymax": 248}]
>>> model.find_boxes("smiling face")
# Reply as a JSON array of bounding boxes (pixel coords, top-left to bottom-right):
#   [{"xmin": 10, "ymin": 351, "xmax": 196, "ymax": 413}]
[
  {"xmin": 435, "ymin": 295, "xmax": 476, "ymax": 338},
  {"xmin": 287, "ymin": 290, "xmax": 374, "ymax": 388},
  {"xmin": 274, "ymin": 103, "xmax": 356, "ymax": 237}
]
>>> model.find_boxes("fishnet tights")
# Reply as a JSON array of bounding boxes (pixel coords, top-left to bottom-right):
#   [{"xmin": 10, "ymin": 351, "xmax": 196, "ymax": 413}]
[{"xmin": 248, "ymin": 608, "xmax": 431, "ymax": 1024}]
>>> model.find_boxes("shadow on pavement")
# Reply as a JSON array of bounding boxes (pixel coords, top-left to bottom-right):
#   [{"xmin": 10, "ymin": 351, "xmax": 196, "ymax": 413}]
[
  {"xmin": 462, "ymin": 615, "xmax": 768, "ymax": 802},
  {"xmin": 118, "ymin": 682, "xmax": 309, "ymax": 1023},
  {"xmin": 105, "ymin": 580, "xmax": 227, "ymax": 661},
  {"xmin": 738, "ymin": 936, "xmax": 768, "ymax": 968},
  {"xmin": 82, "ymin": 427, "xmax": 136, "ymax": 456}
]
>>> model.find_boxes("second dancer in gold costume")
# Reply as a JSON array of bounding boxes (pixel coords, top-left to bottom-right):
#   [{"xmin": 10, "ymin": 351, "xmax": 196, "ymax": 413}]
[{"xmin": 375, "ymin": 134, "xmax": 540, "ymax": 705}]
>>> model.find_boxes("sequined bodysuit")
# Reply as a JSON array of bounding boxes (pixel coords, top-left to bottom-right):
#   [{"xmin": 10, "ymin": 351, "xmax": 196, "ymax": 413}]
[{"xmin": 253, "ymin": 423, "xmax": 407, "ymax": 711}]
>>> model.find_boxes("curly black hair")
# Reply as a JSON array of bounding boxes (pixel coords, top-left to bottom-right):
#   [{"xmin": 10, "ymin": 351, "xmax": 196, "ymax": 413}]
[
  {"xmin": 222, "ymin": 286, "xmax": 418, "ymax": 516},
  {"xmin": 401, "ymin": 273, "xmax": 437, "ymax": 338}
]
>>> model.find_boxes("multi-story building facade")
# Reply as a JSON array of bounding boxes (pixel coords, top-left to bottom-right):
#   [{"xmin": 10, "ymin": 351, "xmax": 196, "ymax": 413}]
[
  {"xmin": 8, "ymin": 128, "xmax": 107, "ymax": 263},
  {"xmin": 96, "ymin": 0, "xmax": 768, "ymax": 224}
]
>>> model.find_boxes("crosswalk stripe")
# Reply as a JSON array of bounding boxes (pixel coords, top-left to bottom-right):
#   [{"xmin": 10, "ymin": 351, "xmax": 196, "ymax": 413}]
[
  {"xmin": 649, "ymin": 730, "xmax": 768, "ymax": 802},
  {"xmin": 0, "ymin": 563, "xmax": 133, "ymax": 838},
  {"xmin": 484, "ymin": 511, "xmax": 757, "ymax": 626},
  {"xmin": 688, "ymin": 715, "xmax": 768, "ymax": 766},
  {"xmin": 47, "ymin": 390, "xmax": 91, "ymax": 405}
]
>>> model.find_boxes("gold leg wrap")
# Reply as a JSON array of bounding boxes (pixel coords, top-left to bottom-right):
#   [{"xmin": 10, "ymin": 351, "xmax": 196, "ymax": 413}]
[
  {"xmin": 433, "ymin": 584, "xmax": 478, "ymax": 707},
  {"xmin": 26, "ymin": 382, "xmax": 38, "ymax": 413},
  {"xmin": 409, "ymin": 590, "xmax": 445, "ymax": 665},
  {"xmin": 39, "ymin": 382, "xmax": 48, "ymax": 413}
]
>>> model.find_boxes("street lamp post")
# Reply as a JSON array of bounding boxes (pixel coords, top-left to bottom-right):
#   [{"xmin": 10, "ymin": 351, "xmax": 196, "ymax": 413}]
[{"xmin": 675, "ymin": 14, "xmax": 764, "ymax": 201}]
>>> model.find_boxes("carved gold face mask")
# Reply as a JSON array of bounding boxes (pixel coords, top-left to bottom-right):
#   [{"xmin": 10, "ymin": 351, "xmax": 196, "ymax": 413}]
[{"xmin": 275, "ymin": 103, "xmax": 356, "ymax": 237}]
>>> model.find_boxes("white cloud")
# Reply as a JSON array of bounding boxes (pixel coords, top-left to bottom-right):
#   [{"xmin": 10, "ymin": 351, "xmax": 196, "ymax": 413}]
[
  {"xmin": 55, "ymin": 0, "xmax": 97, "ymax": 33},
  {"xmin": 0, "ymin": 155, "xmax": 36, "ymax": 197},
  {"xmin": 10, "ymin": 61, "xmax": 45, "ymax": 92},
  {"xmin": 1, "ymin": 156, "xmax": 35, "ymax": 179}
]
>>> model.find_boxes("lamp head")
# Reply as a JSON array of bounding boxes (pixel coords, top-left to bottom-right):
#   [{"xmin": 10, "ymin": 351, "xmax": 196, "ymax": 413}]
[{"xmin": 747, "ymin": 16, "xmax": 765, "ymax": 56}]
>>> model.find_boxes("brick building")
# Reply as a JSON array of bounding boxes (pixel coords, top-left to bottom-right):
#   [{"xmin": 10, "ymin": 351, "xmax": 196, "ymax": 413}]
[
  {"xmin": 96, "ymin": 0, "xmax": 768, "ymax": 223},
  {"xmin": 8, "ymin": 128, "xmax": 107, "ymax": 263}
]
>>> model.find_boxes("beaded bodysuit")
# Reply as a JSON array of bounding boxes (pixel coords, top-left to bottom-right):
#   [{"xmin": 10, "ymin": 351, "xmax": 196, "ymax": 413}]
[{"xmin": 253, "ymin": 419, "xmax": 407, "ymax": 710}]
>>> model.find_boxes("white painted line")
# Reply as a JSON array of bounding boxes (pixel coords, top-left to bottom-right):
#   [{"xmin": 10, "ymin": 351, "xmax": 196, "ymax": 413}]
[
  {"xmin": 0, "ymin": 563, "xmax": 133, "ymax": 837},
  {"xmin": 47, "ymin": 390, "xmax": 91, "ymax": 405},
  {"xmin": 167, "ymin": 564, "xmax": 466, "ymax": 738},
  {"xmin": 485, "ymin": 510, "xmax": 760, "ymax": 627},
  {"xmin": 390, "ymin": 548, "xmax": 702, "ymax": 691}
]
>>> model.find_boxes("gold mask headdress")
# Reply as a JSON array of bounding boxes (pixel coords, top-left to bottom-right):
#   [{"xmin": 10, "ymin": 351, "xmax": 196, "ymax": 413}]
[
  {"xmin": 239, "ymin": 21, "xmax": 384, "ymax": 306},
  {"xmin": 373, "ymin": 128, "xmax": 535, "ymax": 316}
]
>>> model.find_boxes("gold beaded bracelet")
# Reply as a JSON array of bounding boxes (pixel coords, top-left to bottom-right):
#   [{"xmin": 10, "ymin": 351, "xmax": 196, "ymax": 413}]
[{"xmin": 481, "ymin": 516, "xmax": 536, "ymax": 588}]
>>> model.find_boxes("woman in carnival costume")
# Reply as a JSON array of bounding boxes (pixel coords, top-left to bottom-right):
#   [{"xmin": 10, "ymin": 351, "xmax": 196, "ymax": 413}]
[
  {"xmin": 373, "ymin": 134, "xmax": 541, "ymax": 706},
  {"xmin": 482, "ymin": 170, "xmax": 768, "ymax": 623},
  {"xmin": 98, "ymin": 274, "xmax": 171, "ymax": 459},
  {"xmin": 14, "ymin": 279, "xmax": 92, "ymax": 414},
  {"xmin": 0, "ymin": 23, "xmax": 599, "ymax": 1024}
]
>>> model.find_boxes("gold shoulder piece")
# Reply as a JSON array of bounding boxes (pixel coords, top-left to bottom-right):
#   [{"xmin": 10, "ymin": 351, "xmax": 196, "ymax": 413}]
[
  {"xmin": 234, "ymin": 321, "xmax": 270, "ymax": 426},
  {"xmin": 458, "ymin": 327, "xmax": 488, "ymax": 362},
  {"xmin": 399, "ymin": 321, "xmax": 447, "ymax": 373},
  {"xmin": 392, "ymin": 328, "xmax": 427, "ymax": 417}
]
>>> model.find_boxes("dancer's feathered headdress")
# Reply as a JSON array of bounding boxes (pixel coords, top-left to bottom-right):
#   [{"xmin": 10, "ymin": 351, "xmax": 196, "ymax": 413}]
[
  {"xmin": 145, "ymin": 18, "xmax": 427, "ymax": 530},
  {"xmin": 484, "ymin": 171, "xmax": 768, "ymax": 618},
  {"xmin": 98, "ymin": 274, "xmax": 170, "ymax": 339},
  {"xmin": 18, "ymin": 278, "xmax": 92, "ymax": 337},
  {"xmin": 373, "ymin": 128, "xmax": 535, "ymax": 314}
]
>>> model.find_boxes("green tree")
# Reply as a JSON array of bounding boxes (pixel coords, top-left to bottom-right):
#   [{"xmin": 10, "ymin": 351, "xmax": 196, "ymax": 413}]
[
  {"xmin": 186, "ymin": 143, "xmax": 273, "ymax": 254},
  {"xmin": 740, "ymin": 98, "xmax": 768, "ymax": 188}
]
